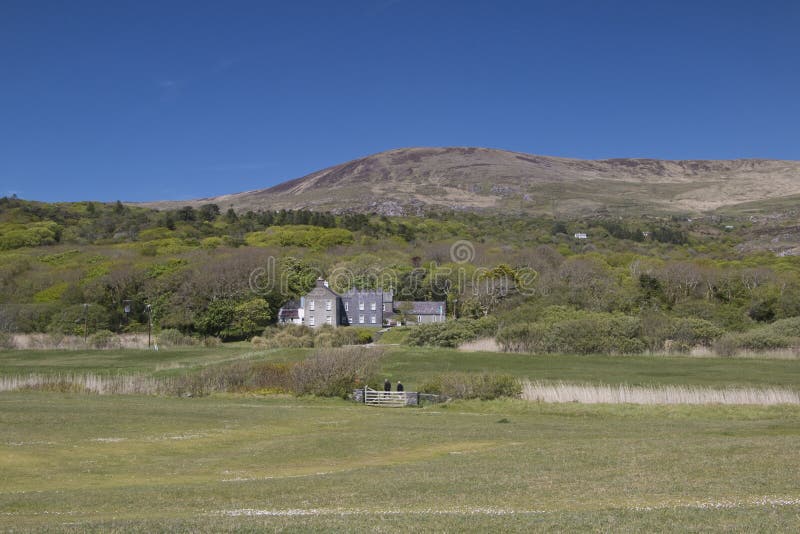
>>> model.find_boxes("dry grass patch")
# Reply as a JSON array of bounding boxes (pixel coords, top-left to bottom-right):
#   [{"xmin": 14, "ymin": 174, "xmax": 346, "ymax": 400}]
[
  {"xmin": 522, "ymin": 380, "xmax": 800, "ymax": 405},
  {"xmin": 458, "ymin": 338, "xmax": 501, "ymax": 352},
  {"xmin": 0, "ymin": 373, "xmax": 170, "ymax": 395}
]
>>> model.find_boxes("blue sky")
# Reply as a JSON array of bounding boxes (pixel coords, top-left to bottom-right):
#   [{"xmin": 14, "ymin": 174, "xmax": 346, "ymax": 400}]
[{"xmin": 2, "ymin": 0, "xmax": 799, "ymax": 202}]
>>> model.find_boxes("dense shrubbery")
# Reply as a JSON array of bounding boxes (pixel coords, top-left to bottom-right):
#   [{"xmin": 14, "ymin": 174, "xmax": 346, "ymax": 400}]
[
  {"xmin": 0, "ymin": 222, "xmax": 62, "ymax": 250},
  {"xmin": 712, "ymin": 317, "xmax": 800, "ymax": 356},
  {"xmin": 245, "ymin": 226, "xmax": 354, "ymax": 249},
  {"xmin": 497, "ymin": 308, "xmax": 645, "ymax": 354},
  {"xmin": 407, "ymin": 316, "xmax": 498, "ymax": 348},
  {"xmin": 47, "ymin": 304, "xmax": 111, "ymax": 336},
  {"xmin": 496, "ymin": 306, "xmax": 729, "ymax": 355},
  {"xmin": 418, "ymin": 372, "xmax": 522, "ymax": 400},
  {"xmin": 172, "ymin": 346, "xmax": 382, "ymax": 398},
  {"xmin": 252, "ymin": 324, "xmax": 373, "ymax": 349},
  {"xmin": 313, "ymin": 327, "xmax": 374, "ymax": 348},
  {"xmin": 195, "ymin": 298, "xmax": 272, "ymax": 341},
  {"xmin": 252, "ymin": 325, "xmax": 314, "ymax": 348},
  {"xmin": 291, "ymin": 347, "xmax": 384, "ymax": 398},
  {"xmin": 639, "ymin": 314, "xmax": 725, "ymax": 352}
]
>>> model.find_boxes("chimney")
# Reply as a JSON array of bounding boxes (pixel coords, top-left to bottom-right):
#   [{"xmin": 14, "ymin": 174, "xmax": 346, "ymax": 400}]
[{"xmin": 316, "ymin": 277, "xmax": 326, "ymax": 288}]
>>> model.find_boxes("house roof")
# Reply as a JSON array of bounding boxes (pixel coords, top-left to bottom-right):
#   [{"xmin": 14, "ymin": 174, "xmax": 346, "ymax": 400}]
[
  {"xmin": 278, "ymin": 299, "xmax": 301, "ymax": 319},
  {"xmin": 280, "ymin": 299, "xmax": 301, "ymax": 310},
  {"xmin": 279, "ymin": 308, "xmax": 300, "ymax": 319},
  {"xmin": 342, "ymin": 288, "xmax": 391, "ymax": 297},
  {"xmin": 305, "ymin": 285, "xmax": 340, "ymax": 300}
]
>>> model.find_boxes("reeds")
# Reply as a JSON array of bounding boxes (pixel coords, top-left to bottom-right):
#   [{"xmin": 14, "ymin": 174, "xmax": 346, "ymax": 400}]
[
  {"xmin": 0, "ymin": 373, "xmax": 171, "ymax": 395},
  {"xmin": 522, "ymin": 380, "xmax": 800, "ymax": 405},
  {"xmin": 0, "ymin": 346, "xmax": 383, "ymax": 398},
  {"xmin": 458, "ymin": 338, "xmax": 501, "ymax": 352}
]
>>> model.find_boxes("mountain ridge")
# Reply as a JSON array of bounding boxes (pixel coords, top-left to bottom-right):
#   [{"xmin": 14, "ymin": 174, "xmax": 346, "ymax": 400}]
[{"xmin": 136, "ymin": 147, "xmax": 800, "ymax": 217}]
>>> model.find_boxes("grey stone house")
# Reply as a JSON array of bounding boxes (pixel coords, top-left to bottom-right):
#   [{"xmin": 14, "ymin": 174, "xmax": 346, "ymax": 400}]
[
  {"xmin": 340, "ymin": 288, "xmax": 393, "ymax": 327},
  {"xmin": 302, "ymin": 278, "xmax": 344, "ymax": 327},
  {"xmin": 296, "ymin": 278, "xmax": 445, "ymax": 328}
]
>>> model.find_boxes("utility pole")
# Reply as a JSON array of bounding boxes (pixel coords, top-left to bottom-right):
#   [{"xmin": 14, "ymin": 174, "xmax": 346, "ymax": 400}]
[
  {"xmin": 145, "ymin": 304, "xmax": 152, "ymax": 349},
  {"xmin": 83, "ymin": 303, "xmax": 89, "ymax": 343}
]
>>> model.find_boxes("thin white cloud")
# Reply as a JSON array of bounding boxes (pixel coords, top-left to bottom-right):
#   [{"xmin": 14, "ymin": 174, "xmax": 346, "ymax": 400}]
[{"xmin": 156, "ymin": 79, "xmax": 181, "ymax": 102}]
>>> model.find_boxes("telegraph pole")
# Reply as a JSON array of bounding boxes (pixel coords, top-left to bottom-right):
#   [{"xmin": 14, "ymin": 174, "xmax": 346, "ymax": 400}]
[
  {"xmin": 145, "ymin": 304, "xmax": 152, "ymax": 349},
  {"xmin": 83, "ymin": 303, "xmax": 88, "ymax": 343}
]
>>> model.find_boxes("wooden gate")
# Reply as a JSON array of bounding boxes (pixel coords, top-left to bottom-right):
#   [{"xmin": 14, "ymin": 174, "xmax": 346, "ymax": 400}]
[{"xmin": 363, "ymin": 386, "xmax": 407, "ymax": 407}]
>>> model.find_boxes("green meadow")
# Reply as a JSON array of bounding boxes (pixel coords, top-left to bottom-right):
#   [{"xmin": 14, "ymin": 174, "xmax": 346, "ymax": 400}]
[
  {"xmin": 2, "ymin": 345, "xmax": 800, "ymax": 391},
  {"xmin": 2, "ymin": 346, "xmax": 800, "ymax": 531}
]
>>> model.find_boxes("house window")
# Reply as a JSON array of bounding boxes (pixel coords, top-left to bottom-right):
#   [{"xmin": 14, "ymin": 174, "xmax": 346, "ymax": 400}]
[
  {"xmin": 309, "ymin": 300, "xmax": 315, "ymax": 311},
  {"xmin": 371, "ymin": 315, "xmax": 376, "ymax": 324},
  {"xmin": 344, "ymin": 302, "xmax": 349, "ymax": 312},
  {"xmin": 325, "ymin": 300, "xmax": 332, "ymax": 311},
  {"xmin": 370, "ymin": 302, "xmax": 376, "ymax": 311},
  {"xmin": 382, "ymin": 303, "xmax": 386, "ymax": 312},
  {"xmin": 309, "ymin": 316, "xmax": 315, "ymax": 326},
  {"xmin": 359, "ymin": 302, "xmax": 364, "ymax": 310},
  {"xmin": 326, "ymin": 316, "xmax": 332, "ymax": 325},
  {"xmin": 417, "ymin": 315, "xmax": 422, "ymax": 323},
  {"xmin": 359, "ymin": 314, "xmax": 365, "ymax": 324}
]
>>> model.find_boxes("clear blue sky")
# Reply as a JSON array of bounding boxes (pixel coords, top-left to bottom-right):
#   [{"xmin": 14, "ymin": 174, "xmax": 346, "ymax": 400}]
[{"xmin": 2, "ymin": 0, "xmax": 799, "ymax": 202}]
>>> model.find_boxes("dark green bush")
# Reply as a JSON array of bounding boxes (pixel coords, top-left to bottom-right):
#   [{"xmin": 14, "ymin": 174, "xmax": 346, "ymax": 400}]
[
  {"xmin": 641, "ymin": 316, "xmax": 726, "ymax": 352},
  {"xmin": 48, "ymin": 304, "xmax": 110, "ymax": 336},
  {"xmin": 764, "ymin": 317, "xmax": 800, "ymax": 337},
  {"xmin": 419, "ymin": 372, "xmax": 521, "ymax": 400},
  {"xmin": 669, "ymin": 317, "xmax": 724, "ymax": 347},
  {"xmin": 712, "ymin": 316, "xmax": 800, "ymax": 356},
  {"xmin": 497, "ymin": 310, "xmax": 644, "ymax": 354},
  {"xmin": 313, "ymin": 326, "xmax": 374, "ymax": 348},
  {"xmin": 713, "ymin": 329, "xmax": 796, "ymax": 357},
  {"xmin": 496, "ymin": 323, "xmax": 544, "ymax": 353},
  {"xmin": 407, "ymin": 316, "xmax": 498, "ymax": 348},
  {"xmin": 195, "ymin": 297, "xmax": 271, "ymax": 340}
]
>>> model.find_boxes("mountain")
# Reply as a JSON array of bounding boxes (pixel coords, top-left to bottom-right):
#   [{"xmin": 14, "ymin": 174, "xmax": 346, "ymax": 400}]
[{"xmin": 138, "ymin": 147, "xmax": 800, "ymax": 217}]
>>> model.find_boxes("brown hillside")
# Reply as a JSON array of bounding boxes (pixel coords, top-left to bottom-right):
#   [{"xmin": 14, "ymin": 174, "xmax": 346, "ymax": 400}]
[{"xmin": 136, "ymin": 147, "xmax": 800, "ymax": 217}]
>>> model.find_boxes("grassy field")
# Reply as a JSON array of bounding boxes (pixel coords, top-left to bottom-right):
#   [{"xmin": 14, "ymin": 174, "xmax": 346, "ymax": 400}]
[
  {"xmin": 0, "ymin": 346, "xmax": 307, "ymax": 377},
  {"xmin": 2, "ymin": 392, "xmax": 800, "ymax": 531},
  {"xmin": 3, "ymin": 345, "xmax": 800, "ymax": 391},
  {"xmin": 2, "ymin": 345, "xmax": 800, "ymax": 531},
  {"xmin": 380, "ymin": 347, "xmax": 800, "ymax": 391}
]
